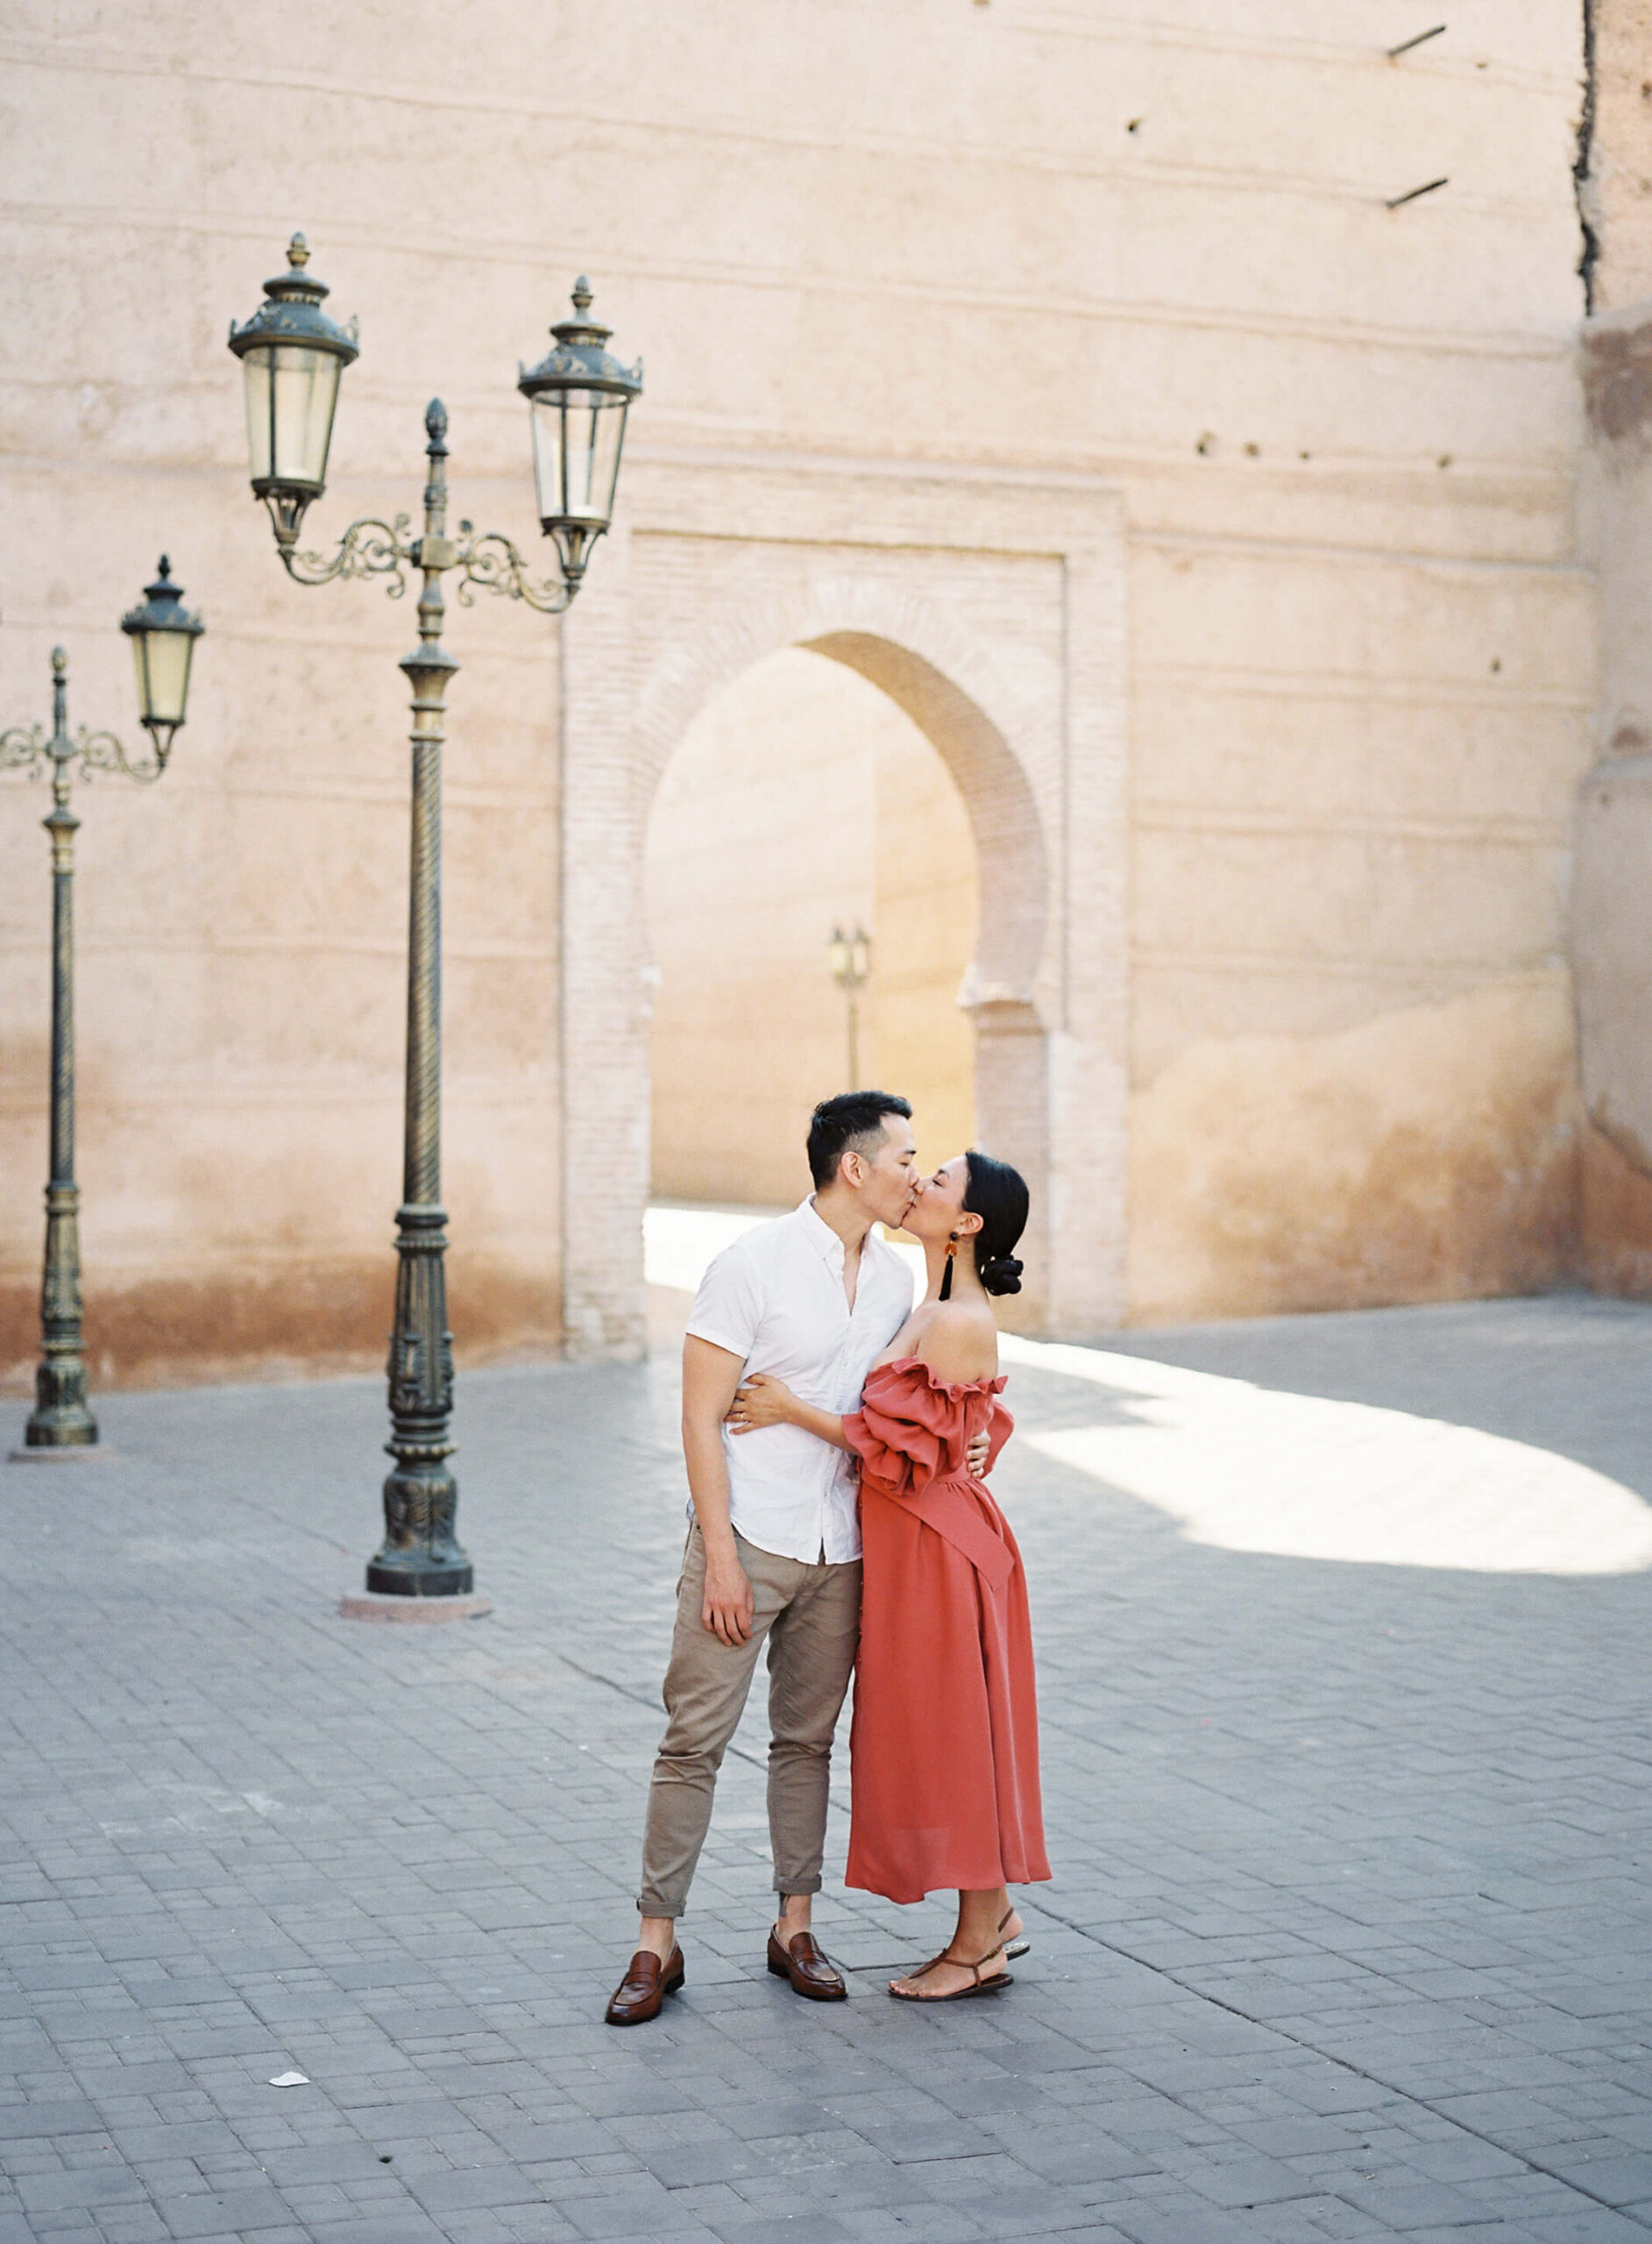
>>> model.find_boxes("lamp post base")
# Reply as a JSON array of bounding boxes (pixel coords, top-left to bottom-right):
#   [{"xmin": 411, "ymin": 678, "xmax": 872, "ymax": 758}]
[
  {"xmin": 365, "ymin": 1452, "xmax": 472, "ymax": 1595},
  {"xmin": 8, "ymin": 1441, "xmax": 115, "ymax": 1464},
  {"xmin": 340, "ymin": 1588, "xmax": 491, "ymax": 1623},
  {"xmin": 363, "ymin": 1556, "xmax": 476, "ymax": 1596}
]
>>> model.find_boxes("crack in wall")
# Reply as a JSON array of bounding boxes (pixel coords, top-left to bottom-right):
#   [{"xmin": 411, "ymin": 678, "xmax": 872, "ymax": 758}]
[{"xmin": 1575, "ymin": 0, "xmax": 1601, "ymax": 313}]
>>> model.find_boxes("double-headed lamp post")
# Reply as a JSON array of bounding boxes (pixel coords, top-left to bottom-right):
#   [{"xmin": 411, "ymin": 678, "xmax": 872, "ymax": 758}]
[
  {"xmin": 2, "ymin": 564, "xmax": 204, "ymax": 1457},
  {"xmin": 228, "ymin": 235, "xmax": 641, "ymax": 1601},
  {"xmin": 827, "ymin": 924, "xmax": 871, "ymax": 1089}
]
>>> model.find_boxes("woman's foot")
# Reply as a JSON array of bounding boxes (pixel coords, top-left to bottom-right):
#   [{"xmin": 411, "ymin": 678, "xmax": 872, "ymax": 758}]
[
  {"xmin": 999, "ymin": 1906, "xmax": 1028, "ymax": 1960},
  {"xmin": 889, "ymin": 1944, "xmax": 1010, "ymax": 1999}
]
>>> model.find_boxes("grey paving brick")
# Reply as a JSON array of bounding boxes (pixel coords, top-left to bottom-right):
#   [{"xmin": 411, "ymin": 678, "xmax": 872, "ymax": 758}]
[
  {"xmin": 706, "ymin": 2219, "xmax": 854, "ymax": 2244},
  {"xmin": 14, "ymin": 2172, "xmax": 147, "ymax": 2216},
  {"xmin": 1541, "ymin": 2151, "xmax": 1652, "ymax": 2205},
  {"xmin": 1340, "ymin": 2179, "xmax": 1512, "ymax": 2227},
  {"xmin": 1183, "ymin": 2155, "xmax": 1329, "ymax": 2208},
  {"xmin": 289, "ymin": 2221, "xmax": 445, "ymax": 2244},
  {"xmin": 158, "ymin": 2191, "xmax": 294, "ymax": 2238},
  {"xmin": 0, "ymin": 2099, "xmax": 106, "ymax": 2140},
  {"xmin": 1104, "ymin": 2198, "xmax": 1266, "ymax": 2242},
  {"xmin": 1518, "ymin": 2213, "xmax": 1652, "ymax": 2242}
]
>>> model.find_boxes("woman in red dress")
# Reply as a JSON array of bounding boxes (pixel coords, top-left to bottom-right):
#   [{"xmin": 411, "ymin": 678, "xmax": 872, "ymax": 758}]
[{"xmin": 727, "ymin": 1148, "xmax": 1049, "ymax": 2001}]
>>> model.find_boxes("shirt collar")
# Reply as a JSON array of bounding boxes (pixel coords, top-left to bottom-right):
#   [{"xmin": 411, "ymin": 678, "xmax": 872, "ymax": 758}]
[{"xmin": 797, "ymin": 1194, "xmax": 850, "ymax": 1271}]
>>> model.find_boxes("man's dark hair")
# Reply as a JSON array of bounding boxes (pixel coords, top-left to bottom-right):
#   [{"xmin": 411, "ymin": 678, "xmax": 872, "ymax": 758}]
[{"xmin": 806, "ymin": 1091, "xmax": 912, "ymax": 1190}]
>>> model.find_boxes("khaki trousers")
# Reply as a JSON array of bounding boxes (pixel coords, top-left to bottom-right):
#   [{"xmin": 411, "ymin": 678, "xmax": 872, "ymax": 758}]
[{"xmin": 637, "ymin": 1525, "xmax": 862, "ymax": 1918}]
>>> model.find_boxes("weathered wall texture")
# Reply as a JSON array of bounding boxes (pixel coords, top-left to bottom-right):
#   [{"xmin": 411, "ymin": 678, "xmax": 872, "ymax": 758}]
[
  {"xmin": 1579, "ymin": 0, "xmax": 1652, "ymax": 314},
  {"xmin": 1570, "ymin": 3, "xmax": 1652, "ymax": 1301},
  {"xmin": 0, "ymin": 0, "xmax": 1601, "ymax": 1384},
  {"xmin": 646, "ymin": 649, "xmax": 975, "ymax": 1210}
]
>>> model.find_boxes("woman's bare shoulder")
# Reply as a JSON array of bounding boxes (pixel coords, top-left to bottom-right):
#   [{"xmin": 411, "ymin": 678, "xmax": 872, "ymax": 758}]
[{"xmin": 908, "ymin": 1299, "xmax": 998, "ymax": 1384}]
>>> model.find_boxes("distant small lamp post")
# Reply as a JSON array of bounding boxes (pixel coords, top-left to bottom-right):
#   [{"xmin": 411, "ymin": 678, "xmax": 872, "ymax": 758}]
[
  {"xmin": 228, "ymin": 235, "xmax": 641, "ymax": 1600},
  {"xmin": 827, "ymin": 923, "xmax": 872, "ymax": 1089},
  {"xmin": 2, "ymin": 562, "xmax": 204, "ymax": 1459}
]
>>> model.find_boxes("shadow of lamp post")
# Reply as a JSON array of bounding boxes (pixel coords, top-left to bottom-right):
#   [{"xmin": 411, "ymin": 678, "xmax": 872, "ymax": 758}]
[
  {"xmin": 827, "ymin": 924, "xmax": 871, "ymax": 1090},
  {"xmin": 227, "ymin": 236, "xmax": 641, "ymax": 1601},
  {"xmin": 2, "ymin": 564, "xmax": 205, "ymax": 1460}
]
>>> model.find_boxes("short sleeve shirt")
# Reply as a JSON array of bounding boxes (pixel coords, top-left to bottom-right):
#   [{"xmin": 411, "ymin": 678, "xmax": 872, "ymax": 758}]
[{"xmin": 685, "ymin": 1198, "xmax": 916, "ymax": 1564}]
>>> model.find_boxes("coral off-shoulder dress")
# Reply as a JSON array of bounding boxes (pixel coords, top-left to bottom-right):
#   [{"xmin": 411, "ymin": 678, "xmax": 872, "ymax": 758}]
[{"xmin": 841, "ymin": 1358, "xmax": 1051, "ymax": 1905}]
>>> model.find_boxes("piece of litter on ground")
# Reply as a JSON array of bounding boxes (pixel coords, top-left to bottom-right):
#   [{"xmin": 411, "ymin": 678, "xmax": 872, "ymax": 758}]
[{"xmin": 268, "ymin": 2071, "xmax": 308, "ymax": 2087}]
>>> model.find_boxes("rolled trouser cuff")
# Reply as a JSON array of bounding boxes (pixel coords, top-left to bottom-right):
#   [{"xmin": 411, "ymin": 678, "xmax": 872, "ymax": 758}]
[
  {"xmin": 775, "ymin": 1873, "xmax": 822, "ymax": 1896},
  {"xmin": 637, "ymin": 1891, "xmax": 687, "ymax": 1918}
]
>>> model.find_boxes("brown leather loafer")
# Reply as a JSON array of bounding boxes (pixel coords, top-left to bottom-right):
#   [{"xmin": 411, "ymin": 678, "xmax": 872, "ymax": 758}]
[
  {"xmin": 605, "ymin": 1945, "xmax": 684, "ymax": 2025},
  {"xmin": 767, "ymin": 1926, "xmax": 847, "ymax": 2001}
]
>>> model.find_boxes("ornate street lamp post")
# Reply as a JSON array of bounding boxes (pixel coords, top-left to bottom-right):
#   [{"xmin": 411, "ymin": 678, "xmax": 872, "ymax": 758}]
[
  {"xmin": 2, "ymin": 564, "xmax": 204, "ymax": 1459},
  {"xmin": 827, "ymin": 923, "xmax": 872, "ymax": 1088},
  {"xmin": 228, "ymin": 236, "xmax": 641, "ymax": 1600}
]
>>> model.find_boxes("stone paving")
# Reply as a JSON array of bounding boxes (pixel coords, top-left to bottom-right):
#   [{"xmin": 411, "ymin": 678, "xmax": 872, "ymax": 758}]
[{"xmin": 5, "ymin": 1295, "xmax": 1652, "ymax": 2242}]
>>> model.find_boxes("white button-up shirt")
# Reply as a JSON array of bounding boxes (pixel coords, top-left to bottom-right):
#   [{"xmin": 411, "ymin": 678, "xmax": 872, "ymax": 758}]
[{"xmin": 684, "ymin": 1198, "xmax": 916, "ymax": 1564}]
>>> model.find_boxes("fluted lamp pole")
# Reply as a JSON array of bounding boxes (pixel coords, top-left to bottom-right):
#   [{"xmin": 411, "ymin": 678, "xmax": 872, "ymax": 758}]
[
  {"xmin": 827, "ymin": 924, "xmax": 871, "ymax": 1090},
  {"xmin": 228, "ymin": 236, "xmax": 641, "ymax": 1600},
  {"xmin": 3, "ymin": 564, "xmax": 204, "ymax": 1460}
]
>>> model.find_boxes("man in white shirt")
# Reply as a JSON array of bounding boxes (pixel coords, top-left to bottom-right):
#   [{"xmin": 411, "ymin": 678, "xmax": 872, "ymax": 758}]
[{"xmin": 605, "ymin": 1092, "xmax": 922, "ymax": 2024}]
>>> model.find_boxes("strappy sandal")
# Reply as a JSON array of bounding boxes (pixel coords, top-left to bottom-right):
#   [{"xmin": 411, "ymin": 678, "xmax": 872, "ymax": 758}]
[
  {"xmin": 999, "ymin": 1906, "xmax": 1030, "ymax": 1962},
  {"xmin": 888, "ymin": 1942, "xmax": 1014, "ymax": 2002}
]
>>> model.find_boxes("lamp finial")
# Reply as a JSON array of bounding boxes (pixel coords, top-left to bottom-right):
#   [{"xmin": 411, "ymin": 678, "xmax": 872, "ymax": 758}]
[{"xmin": 287, "ymin": 232, "xmax": 310, "ymax": 269}]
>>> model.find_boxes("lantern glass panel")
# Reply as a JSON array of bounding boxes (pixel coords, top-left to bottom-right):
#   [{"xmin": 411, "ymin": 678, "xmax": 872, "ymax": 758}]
[
  {"xmin": 242, "ymin": 342, "xmax": 343, "ymax": 492},
  {"xmin": 131, "ymin": 627, "xmax": 195, "ymax": 730},
  {"xmin": 529, "ymin": 387, "xmax": 627, "ymax": 530},
  {"xmin": 242, "ymin": 348, "xmax": 273, "ymax": 483}
]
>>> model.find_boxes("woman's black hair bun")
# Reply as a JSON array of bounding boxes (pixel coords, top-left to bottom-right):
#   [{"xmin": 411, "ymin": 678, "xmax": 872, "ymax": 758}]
[{"xmin": 979, "ymin": 1254, "xmax": 1024, "ymax": 1296}]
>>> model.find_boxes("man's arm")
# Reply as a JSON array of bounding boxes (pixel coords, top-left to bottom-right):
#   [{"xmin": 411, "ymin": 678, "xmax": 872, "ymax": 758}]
[{"xmin": 682, "ymin": 1335, "xmax": 755, "ymax": 1647}]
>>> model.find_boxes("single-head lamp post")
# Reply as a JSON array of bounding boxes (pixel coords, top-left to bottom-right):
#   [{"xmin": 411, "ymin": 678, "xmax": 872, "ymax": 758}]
[
  {"xmin": 228, "ymin": 233, "xmax": 359, "ymax": 554},
  {"xmin": 517, "ymin": 278, "xmax": 643, "ymax": 592},
  {"xmin": 827, "ymin": 924, "xmax": 871, "ymax": 1089},
  {"xmin": 2, "ymin": 567, "xmax": 204, "ymax": 1459},
  {"xmin": 120, "ymin": 557, "xmax": 204, "ymax": 768}
]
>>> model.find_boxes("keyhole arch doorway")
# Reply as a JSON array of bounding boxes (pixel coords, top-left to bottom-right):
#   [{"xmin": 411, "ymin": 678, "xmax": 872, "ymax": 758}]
[{"xmin": 557, "ymin": 494, "xmax": 1130, "ymax": 1359}]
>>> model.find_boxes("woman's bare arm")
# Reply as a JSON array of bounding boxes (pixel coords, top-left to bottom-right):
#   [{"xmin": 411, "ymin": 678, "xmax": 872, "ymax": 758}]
[{"xmin": 727, "ymin": 1374, "xmax": 852, "ymax": 1448}]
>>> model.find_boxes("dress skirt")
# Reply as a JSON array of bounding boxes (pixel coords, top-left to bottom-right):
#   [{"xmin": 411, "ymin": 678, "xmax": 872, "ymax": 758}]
[{"xmin": 843, "ymin": 1358, "xmax": 1051, "ymax": 1905}]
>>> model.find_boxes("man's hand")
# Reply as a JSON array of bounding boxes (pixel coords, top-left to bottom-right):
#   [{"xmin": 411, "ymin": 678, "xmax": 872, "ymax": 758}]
[
  {"xmin": 701, "ymin": 1541, "xmax": 755, "ymax": 1645},
  {"xmin": 966, "ymin": 1429, "xmax": 991, "ymax": 1477}
]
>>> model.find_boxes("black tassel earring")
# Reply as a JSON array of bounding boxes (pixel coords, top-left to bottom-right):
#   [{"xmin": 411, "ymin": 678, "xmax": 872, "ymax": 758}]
[{"xmin": 940, "ymin": 1232, "xmax": 958, "ymax": 1302}]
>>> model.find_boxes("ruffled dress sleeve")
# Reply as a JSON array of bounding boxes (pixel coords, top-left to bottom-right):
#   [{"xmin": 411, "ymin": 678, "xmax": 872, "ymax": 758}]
[
  {"xmin": 842, "ymin": 1360, "xmax": 949, "ymax": 1499},
  {"xmin": 843, "ymin": 1357, "xmax": 1010, "ymax": 1501}
]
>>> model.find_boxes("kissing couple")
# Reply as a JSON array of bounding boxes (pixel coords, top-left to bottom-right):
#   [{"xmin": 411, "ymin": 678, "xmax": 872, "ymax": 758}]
[{"xmin": 606, "ymin": 1090, "xmax": 1050, "ymax": 2022}]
